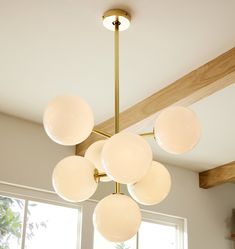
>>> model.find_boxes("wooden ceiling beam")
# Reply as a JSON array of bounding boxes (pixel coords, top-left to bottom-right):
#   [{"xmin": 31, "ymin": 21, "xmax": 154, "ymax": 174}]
[
  {"xmin": 76, "ymin": 47, "xmax": 235, "ymax": 156},
  {"xmin": 199, "ymin": 161, "xmax": 235, "ymax": 189}
]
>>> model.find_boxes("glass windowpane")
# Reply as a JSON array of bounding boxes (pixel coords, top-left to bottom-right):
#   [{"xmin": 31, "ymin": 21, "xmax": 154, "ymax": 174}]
[
  {"xmin": 139, "ymin": 221, "xmax": 176, "ymax": 249},
  {"xmin": 25, "ymin": 201, "xmax": 79, "ymax": 249}
]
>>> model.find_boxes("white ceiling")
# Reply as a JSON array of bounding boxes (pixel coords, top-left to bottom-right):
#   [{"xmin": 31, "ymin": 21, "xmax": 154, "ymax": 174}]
[{"xmin": 0, "ymin": 0, "xmax": 234, "ymax": 171}]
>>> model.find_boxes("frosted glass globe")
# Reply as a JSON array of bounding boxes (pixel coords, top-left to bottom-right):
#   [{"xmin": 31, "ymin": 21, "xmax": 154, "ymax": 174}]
[
  {"xmin": 128, "ymin": 161, "xmax": 171, "ymax": 205},
  {"xmin": 93, "ymin": 194, "xmax": 141, "ymax": 242},
  {"xmin": 101, "ymin": 132, "xmax": 152, "ymax": 184},
  {"xmin": 85, "ymin": 140, "xmax": 111, "ymax": 182},
  {"xmin": 52, "ymin": 156, "xmax": 98, "ymax": 202},
  {"xmin": 154, "ymin": 106, "xmax": 201, "ymax": 154},
  {"xmin": 43, "ymin": 95, "xmax": 94, "ymax": 146}
]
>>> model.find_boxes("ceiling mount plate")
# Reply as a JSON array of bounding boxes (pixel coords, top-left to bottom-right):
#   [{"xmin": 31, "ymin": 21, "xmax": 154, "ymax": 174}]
[{"xmin": 102, "ymin": 9, "xmax": 131, "ymax": 31}]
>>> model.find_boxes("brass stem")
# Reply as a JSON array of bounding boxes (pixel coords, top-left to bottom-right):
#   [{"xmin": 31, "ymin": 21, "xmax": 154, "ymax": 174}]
[
  {"xmin": 115, "ymin": 182, "xmax": 121, "ymax": 194},
  {"xmin": 114, "ymin": 20, "xmax": 121, "ymax": 194},
  {"xmin": 97, "ymin": 173, "xmax": 107, "ymax": 177},
  {"xmin": 139, "ymin": 131, "xmax": 154, "ymax": 137},
  {"xmin": 92, "ymin": 129, "xmax": 112, "ymax": 138},
  {"xmin": 114, "ymin": 20, "xmax": 120, "ymax": 134}
]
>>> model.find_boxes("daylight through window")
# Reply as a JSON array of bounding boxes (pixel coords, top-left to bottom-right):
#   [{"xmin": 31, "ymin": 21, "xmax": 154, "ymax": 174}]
[{"xmin": 0, "ymin": 194, "xmax": 80, "ymax": 249}]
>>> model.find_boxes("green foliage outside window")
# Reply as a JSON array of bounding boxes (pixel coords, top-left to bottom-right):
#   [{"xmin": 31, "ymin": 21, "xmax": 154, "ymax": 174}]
[
  {"xmin": 115, "ymin": 242, "xmax": 130, "ymax": 249},
  {"xmin": 0, "ymin": 197, "xmax": 22, "ymax": 249},
  {"xmin": 0, "ymin": 196, "xmax": 47, "ymax": 249}
]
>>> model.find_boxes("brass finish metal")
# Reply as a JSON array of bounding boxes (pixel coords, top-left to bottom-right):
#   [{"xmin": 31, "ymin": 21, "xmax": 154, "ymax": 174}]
[
  {"xmin": 94, "ymin": 169, "xmax": 107, "ymax": 183},
  {"xmin": 92, "ymin": 129, "xmax": 155, "ymax": 139},
  {"xmin": 103, "ymin": 9, "xmax": 131, "ymax": 22},
  {"xmin": 102, "ymin": 9, "xmax": 131, "ymax": 31},
  {"xmin": 114, "ymin": 19, "xmax": 121, "ymax": 194},
  {"xmin": 139, "ymin": 131, "xmax": 154, "ymax": 137},
  {"xmin": 102, "ymin": 9, "xmax": 130, "ymax": 194},
  {"xmin": 115, "ymin": 182, "xmax": 121, "ymax": 194},
  {"xmin": 92, "ymin": 129, "xmax": 112, "ymax": 138},
  {"xmin": 114, "ymin": 20, "xmax": 120, "ymax": 134},
  {"xmin": 97, "ymin": 172, "xmax": 107, "ymax": 178}
]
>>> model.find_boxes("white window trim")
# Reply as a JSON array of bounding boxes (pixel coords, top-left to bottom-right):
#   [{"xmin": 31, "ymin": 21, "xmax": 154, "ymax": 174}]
[{"xmin": 0, "ymin": 181, "xmax": 80, "ymax": 208}]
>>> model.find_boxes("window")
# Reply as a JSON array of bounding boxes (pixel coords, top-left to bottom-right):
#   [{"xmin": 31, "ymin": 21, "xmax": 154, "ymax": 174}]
[
  {"xmin": 0, "ymin": 183, "xmax": 186, "ymax": 249},
  {"xmin": 0, "ymin": 194, "xmax": 81, "ymax": 249},
  {"xmin": 93, "ymin": 210, "xmax": 186, "ymax": 249}
]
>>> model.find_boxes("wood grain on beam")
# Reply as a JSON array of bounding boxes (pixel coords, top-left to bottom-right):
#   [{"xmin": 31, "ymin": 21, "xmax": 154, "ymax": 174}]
[
  {"xmin": 199, "ymin": 161, "xmax": 235, "ymax": 189},
  {"xmin": 76, "ymin": 47, "xmax": 235, "ymax": 155}
]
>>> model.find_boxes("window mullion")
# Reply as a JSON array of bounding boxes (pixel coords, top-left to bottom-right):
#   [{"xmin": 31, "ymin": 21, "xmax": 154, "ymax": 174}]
[
  {"xmin": 20, "ymin": 199, "xmax": 29, "ymax": 249},
  {"xmin": 136, "ymin": 231, "xmax": 139, "ymax": 249}
]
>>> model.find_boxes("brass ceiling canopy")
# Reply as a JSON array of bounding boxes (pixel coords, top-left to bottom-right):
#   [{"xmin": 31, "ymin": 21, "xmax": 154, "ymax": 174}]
[{"xmin": 102, "ymin": 9, "xmax": 131, "ymax": 31}]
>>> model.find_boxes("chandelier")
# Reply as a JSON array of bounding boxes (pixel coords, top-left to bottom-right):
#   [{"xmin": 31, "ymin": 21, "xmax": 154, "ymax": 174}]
[{"xmin": 43, "ymin": 9, "xmax": 201, "ymax": 243}]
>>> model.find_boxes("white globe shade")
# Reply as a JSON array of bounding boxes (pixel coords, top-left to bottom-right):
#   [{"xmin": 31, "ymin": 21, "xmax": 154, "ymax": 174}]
[
  {"xmin": 85, "ymin": 140, "xmax": 111, "ymax": 182},
  {"xmin": 93, "ymin": 194, "xmax": 141, "ymax": 242},
  {"xmin": 101, "ymin": 132, "xmax": 152, "ymax": 184},
  {"xmin": 154, "ymin": 106, "xmax": 201, "ymax": 154},
  {"xmin": 128, "ymin": 161, "xmax": 171, "ymax": 205},
  {"xmin": 43, "ymin": 95, "xmax": 94, "ymax": 146},
  {"xmin": 52, "ymin": 156, "xmax": 98, "ymax": 202}
]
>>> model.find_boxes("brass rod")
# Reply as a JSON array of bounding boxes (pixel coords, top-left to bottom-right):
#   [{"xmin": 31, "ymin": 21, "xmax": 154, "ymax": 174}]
[
  {"xmin": 115, "ymin": 181, "xmax": 121, "ymax": 194},
  {"xmin": 92, "ymin": 129, "xmax": 112, "ymax": 138},
  {"xmin": 139, "ymin": 131, "xmax": 154, "ymax": 137},
  {"xmin": 114, "ymin": 19, "xmax": 121, "ymax": 194},
  {"xmin": 96, "ymin": 173, "xmax": 107, "ymax": 177},
  {"xmin": 114, "ymin": 20, "xmax": 120, "ymax": 134}
]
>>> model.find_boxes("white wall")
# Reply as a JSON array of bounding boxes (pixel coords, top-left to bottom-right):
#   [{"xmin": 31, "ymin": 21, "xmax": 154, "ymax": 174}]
[
  {"xmin": 0, "ymin": 113, "xmax": 74, "ymax": 190},
  {"xmin": 0, "ymin": 113, "xmax": 234, "ymax": 249}
]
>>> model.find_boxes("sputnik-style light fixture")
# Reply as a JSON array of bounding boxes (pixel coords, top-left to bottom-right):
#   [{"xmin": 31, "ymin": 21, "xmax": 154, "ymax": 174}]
[{"xmin": 43, "ymin": 9, "xmax": 201, "ymax": 243}]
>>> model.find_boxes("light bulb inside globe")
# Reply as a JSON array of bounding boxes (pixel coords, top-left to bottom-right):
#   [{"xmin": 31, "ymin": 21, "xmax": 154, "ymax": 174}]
[
  {"xmin": 93, "ymin": 194, "xmax": 141, "ymax": 242},
  {"xmin": 101, "ymin": 132, "xmax": 152, "ymax": 184},
  {"xmin": 43, "ymin": 95, "xmax": 94, "ymax": 146},
  {"xmin": 128, "ymin": 161, "xmax": 171, "ymax": 205},
  {"xmin": 154, "ymin": 106, "xmax": 201, "ymax": 154},
  {"xmin": 85, "ymin": 140, "xmax": 111, "ymax": 182},
  {"xmin": 52, "ymin": 155, "xmax": 98, "ymax": 202}
]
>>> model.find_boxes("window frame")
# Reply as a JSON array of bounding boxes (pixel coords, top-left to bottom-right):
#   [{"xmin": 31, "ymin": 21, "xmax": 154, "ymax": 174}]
[
  {"xmin": 141, "ymin": 210, "xmax": 187, "ymax": 249},
  {"xmin": 0, "ymin": 182, "xmax": 83, "ymax": 249}
]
